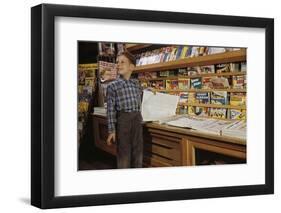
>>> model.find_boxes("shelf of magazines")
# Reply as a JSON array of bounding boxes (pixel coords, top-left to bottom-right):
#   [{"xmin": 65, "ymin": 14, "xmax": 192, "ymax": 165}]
[
  {"xmin": 175, "ymin": 105, "xmax": 246, "ymax": 121},
  {"xmin": 139, "ymin": 71, "xmax": 246, "ymax": 81},
  {"xmin": 178, "ymin": 103, "xmax": 246, "ymax": 110},
  {"xmin": 133, "ymin": 49, "xmax": 246, "ymax": 73}
]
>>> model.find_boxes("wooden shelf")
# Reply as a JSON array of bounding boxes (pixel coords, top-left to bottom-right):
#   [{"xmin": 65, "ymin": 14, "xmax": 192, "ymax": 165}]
[
  {"xmin": 152, "ymin": 88, "xmax": 247, "ymax": 93},
  {"xmin": 126, "ymin": 44, "xmax": 152, "ymax": 52},
  {"xmin": 133, "ymin": 49, "xmax": 246, "ymax": 73},
  {"xmin": 178, "ymin": 103, "xmax": 246, "ymax": 110},
  {"xmin": 139, "ymin": 71, "xmax": 246, "ymax": 81}
]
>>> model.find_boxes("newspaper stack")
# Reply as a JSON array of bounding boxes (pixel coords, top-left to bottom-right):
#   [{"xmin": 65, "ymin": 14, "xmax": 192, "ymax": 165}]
[{"xmin": 164, "ymin": 115, "xmax": 246, "ymax": 140}]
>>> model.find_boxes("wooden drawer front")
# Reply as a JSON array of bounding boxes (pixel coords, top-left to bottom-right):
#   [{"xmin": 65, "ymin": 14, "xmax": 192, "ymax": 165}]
[{"xmin": 143, "ymin": 131, "xmax": 182, "ymax": 167}]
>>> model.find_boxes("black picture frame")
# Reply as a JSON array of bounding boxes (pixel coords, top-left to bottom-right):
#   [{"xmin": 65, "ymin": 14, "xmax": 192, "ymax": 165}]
[{"xmin": 31, "ymin": 3, "xmax": 274, "ymax": 209}]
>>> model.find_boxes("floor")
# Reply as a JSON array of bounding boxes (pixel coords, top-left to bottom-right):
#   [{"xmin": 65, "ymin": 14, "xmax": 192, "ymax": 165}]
[{"xmin": 79, "ymin": 146, "xmax": 117, "ymax": 170}]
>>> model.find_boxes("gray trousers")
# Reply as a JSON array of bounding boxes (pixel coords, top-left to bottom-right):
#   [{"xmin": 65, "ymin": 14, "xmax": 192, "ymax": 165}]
[{"xmin": 116, "ymin": 111, "xmax": 143, "ymax": 169}]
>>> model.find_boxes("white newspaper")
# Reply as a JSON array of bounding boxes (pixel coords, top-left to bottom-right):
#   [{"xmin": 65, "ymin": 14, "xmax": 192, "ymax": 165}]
[{"xmin": 141, "ymin": 91, "xmax": 179, "ymax": 121}]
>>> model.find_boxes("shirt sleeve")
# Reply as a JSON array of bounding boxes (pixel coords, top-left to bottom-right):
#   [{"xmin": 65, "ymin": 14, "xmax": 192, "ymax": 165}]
[
  {"xmin": 135, "ymin": 79, "xmax": 144, "ymax": 101},
  {"xmin": 106, "ymin": 84, "xmax": 117, "ymax": 133}
]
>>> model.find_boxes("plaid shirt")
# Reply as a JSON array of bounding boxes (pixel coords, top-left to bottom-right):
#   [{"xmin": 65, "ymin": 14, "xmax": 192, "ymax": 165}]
[{"xmin": 106, "ymin": 77, "xmax": 143, "ymax": 133}]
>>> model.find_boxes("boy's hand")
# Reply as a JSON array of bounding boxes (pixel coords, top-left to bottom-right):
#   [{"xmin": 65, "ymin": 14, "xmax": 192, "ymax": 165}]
[{"xmin": 106, "ymin": 132, "xmax": 116, "ymax": 146}]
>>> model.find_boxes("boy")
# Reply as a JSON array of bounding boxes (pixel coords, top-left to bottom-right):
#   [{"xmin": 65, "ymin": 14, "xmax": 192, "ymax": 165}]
[{"xmin": 106, "ymin": 51, "xmax": 143, "ymax": 169}]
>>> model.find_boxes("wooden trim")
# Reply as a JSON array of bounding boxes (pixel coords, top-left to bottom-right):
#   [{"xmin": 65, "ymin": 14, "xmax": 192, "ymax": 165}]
[
  {"xmin": 133, "ymin": 49, "xmax": 246, "ymax": 73},
  {"xmin": 189, "ymin": 140, "xmax": 246, "ymax": 159},
  {"xmin": 191, "ymin": 145, "xmax": 196, "ymax": 165},
  {"xmin": 180, "ymin": 139, "xmax": 189, "ymax": 166},
  {"xmin": 146, "ymin": 123, "xmax": 246, "ymax": 145}
]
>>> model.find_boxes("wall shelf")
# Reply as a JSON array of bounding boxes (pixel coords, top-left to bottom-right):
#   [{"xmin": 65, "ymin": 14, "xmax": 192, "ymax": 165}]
[{"xmin": 133, "ymin": 49, "xmax": 246, "ymax": 73}]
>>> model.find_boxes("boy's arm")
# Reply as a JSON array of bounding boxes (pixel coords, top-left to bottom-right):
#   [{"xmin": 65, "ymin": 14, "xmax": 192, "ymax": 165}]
[{"xmin": 106, "ymin": 85, "xmax": 117, "ymax": 133}]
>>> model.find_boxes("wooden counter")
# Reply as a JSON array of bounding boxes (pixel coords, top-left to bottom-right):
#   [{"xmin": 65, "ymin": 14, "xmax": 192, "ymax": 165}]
[{"xmin": 92, "ymin": 114, "xmax": 246, "ymax": 167}]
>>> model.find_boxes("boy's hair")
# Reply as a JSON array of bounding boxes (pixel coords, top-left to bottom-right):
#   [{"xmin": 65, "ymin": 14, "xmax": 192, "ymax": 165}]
[{"xmin": 118, "ymin": 51, "xmax": 136, "ymax": 66}]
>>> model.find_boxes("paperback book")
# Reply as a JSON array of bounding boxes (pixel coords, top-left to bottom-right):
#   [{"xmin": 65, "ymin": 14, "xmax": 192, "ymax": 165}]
[
  {"xmin": 149, "ymin": 80, "xmax": 165, "ymax": 89},
  {"xmin": 241, "ymin": 62, "xmax": 247, "ymax": 72},
  {"xmin": 229, "ymin": 109, "xmax": 246, "ymax": 120},
  {"xmin": 209, "ymin": 108, "xmax": 227, "ymax": 119},
  {"xmin": 202, "ymin": 77, "xmax": 213, "ymax": 89},
  {"xmin": 178, "ymin": 68, "xmax": 189, "ymax": 76},
  {"xmin": 230, "ymin": 92, "xmax": 246, "ymax": 106},
  {"xmin": 215, "ymin": 63, "xmax": 230, "ymax": 73},
  {"xmin": 196, "ymin": 92, "xmax": 210, "ymax": 104},
  {"xmin": 188, "ymin": 106, "xmax": 209, "ymax": 117},
  {"xmin": 159, "ymin": 70, "xmax": 176, "ymax": 77},
  {"xmin": 179, "ymin": 92, "xmax": 188, "ymax": 103},
  {"xmin": 178, "ymin": 78, "xmax": 190, "ymax": 90},
  {"xmin": 199, "ymin": 65, "xmax": 215, "ymax": 74},
  {"xmin": 138, "ymin": 72, "xmax": 158, "ymax": 79},
  {"xmin": 207, "ymin": 47, "xmax": 226, "ymax": 55},
  {"xmin": 211, "ymin": 91, "xmax": 228, "ymax": 105},
  {"xmin": 166, "ymin": 80, "xmax": 179, "ymax": 90},
  {"xmin": 211, "ymin": 77, "xmax": 230, "ymax": 89},
  {"xmin": 190, "ymin": 77, "xmax": 202, "ymax": 89},
  {"xmin": 229, "ymin": 62, "xmax": 241, "ymax": 72},
  {"xmin": 187, "ymin": 67, "xmax": 200, "ymax": 76},
  {"xmin": 188, "ymin": 92, "xmax": 196, "ymax": 104},
  {"xmin": 232, "ymin": 75, "xmax": 246, "ymax": 89}
]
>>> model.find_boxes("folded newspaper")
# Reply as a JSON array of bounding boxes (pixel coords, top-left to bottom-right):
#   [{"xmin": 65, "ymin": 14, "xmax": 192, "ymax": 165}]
[{"xmin": 141, "ymin": 90, "xmax": 179, "ymax": 122}]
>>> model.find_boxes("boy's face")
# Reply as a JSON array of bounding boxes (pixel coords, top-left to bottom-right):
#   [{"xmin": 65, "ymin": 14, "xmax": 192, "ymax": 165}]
[{"xmin": 117, "ymin": 55, "xmax": 135, "ymax": 76}]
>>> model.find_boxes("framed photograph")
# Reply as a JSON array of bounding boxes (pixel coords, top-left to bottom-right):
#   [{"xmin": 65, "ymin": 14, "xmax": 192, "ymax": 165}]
[{"xmin": 31, "ymin": 3, "xmax": 274, "ymax": 209}]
